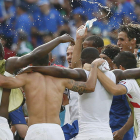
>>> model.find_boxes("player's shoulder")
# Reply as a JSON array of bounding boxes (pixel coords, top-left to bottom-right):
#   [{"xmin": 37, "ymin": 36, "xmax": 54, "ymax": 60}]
[
  {"xmin": 120, "ymin": 79, "xmax": 137, "ymax": 86},
  {"xmin": 122, "ymin": 79, "xmax": 136, "ymax": 83},
  {"xmin": 27, "ymin": 72, "xmax": 44, "ymax": 78}
]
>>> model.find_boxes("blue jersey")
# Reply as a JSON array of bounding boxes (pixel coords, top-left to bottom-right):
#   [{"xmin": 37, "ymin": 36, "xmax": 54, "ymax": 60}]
[
  {"xmin": 110, "ymin": 95, "xmax": 134, "ymax": 140},
  {"xmin": 9, "ymin": 105, "xmax": 26, "ymax": 125},
  {"xmin": 14, "ymin": 13, "xmax": 32, "ymax": 43},
  {"xmin": 33, "ymin": 8, "xmax": 64, "ymax": 45},
  {"xmin": 0, "ymin": 5, "xmax": 16, "ymax": 37}
]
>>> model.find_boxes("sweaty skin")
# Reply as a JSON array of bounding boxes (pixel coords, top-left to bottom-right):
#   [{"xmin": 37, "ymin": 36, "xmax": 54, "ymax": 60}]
[
  {"xmin": 0, "ymin": 59, "xmax": 101, "ymax": 126},
  {"xmin": 0, "ymin": 34, "xmax": 75, "ymax": 119}
]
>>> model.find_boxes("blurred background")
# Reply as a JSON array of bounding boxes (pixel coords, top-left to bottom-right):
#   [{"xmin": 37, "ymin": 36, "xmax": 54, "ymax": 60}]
[{"xmin": 0, "ymin": 0, "xmax": 140, "ymax": 66}]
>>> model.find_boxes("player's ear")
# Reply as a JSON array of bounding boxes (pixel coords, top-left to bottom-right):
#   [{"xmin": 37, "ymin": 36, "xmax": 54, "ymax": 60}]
[{"xmin": 131, "ymin": 38, "xmax": 136, "ymax": 45}]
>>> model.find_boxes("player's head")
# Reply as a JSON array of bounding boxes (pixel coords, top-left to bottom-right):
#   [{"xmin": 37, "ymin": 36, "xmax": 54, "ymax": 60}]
[
  {"xmin": 117, "ymin": 24, "xmax": 140, "ymax": 53},
  {"xmin": 82, "ymin": 35, "xmax": 104, "ymax": 53},
  {"xmin": 113, "ymin": 51, "xmax": 137, "ymax": 70},
  {"xmin": 0, "ymin": 42, "xmax": 5, "ymax": 60},
  {"xmin": 81, "ymin": 47, "xmax": 99, "ymax": 66},
  {"xmin": 32, "ymin": 54, "xmax": 50, "ymax": 66},
  {"xmin": 66, "ymin": 43, "xmax": 75, "ymax": 68},
  {"xmin": 100, "ymin": 44, "xmax": 120, "ymax": 70}
]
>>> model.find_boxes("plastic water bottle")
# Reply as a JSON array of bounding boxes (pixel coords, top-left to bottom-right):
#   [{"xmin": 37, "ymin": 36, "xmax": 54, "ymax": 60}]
[{"xmin": 77, "ymin": 18, "xmax": 97, "ymax": 36}]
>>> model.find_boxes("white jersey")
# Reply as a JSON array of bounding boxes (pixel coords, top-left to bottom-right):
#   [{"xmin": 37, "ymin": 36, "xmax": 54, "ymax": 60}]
[
  {"xmin": 69, "ymin": 90, "xmax": 79, "ymax": 124},
  {"xmin": 119, "ymin": 79, "xmax": 140, "ymax": 139},
  {"xmin": 76, "ymin": 70, "xmax": 116, "ymax": 140}
]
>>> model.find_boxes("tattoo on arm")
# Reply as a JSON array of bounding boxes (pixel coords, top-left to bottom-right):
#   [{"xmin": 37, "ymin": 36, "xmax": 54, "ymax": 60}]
[{"xmin": 68, "ymin": 80, "xmax": 89, "ymax": 93}]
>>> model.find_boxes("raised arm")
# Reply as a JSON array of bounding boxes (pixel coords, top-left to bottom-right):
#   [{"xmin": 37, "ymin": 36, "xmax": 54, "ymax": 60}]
[
  {"xmin": 97, "ymin": 69, "xmax": 127, "ymax": 95},
  {"xmin": 71, "ymin": 25, "xmax": 87, "ymax": 68},
  {"xmin": 65, "ymin": 58, "xmax": 105, "ymax": 94},
  {"xmin": 18, "ymin": 66, "xmax": 87, "ymax": 81},
  {"xmin": 0, "ymin": 74, "xmax": 26, "ymax": 89},
  {"xmin": 6, "ymin": 34, "xmax": 75, "ymax": 74}
]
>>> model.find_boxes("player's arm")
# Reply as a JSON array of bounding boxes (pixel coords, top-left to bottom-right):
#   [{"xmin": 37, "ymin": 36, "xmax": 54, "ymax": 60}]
[
  {"xmin": 18, "ymin": 66, "xmax": 87, "ymax": 81},
  {"xmin": 113, "ymin": 68, "xmax": 140, "ymax": 83},
  {"xmin": 5, "ymin": 34, "xmax": 75, "ymax": 74},
  {"xmin": 113, "ymin": 113, "xmax": 133, "ymax": 140},
  {"xmin": 113, "ymin": 98, "xmax": 134, "ymax": 139},
  {"xmin": 0, "ymin": 74, "xmax": 26, "ymax": 89},
  {"xmin": 71, "ymin": 25, "xmax": 87, "ymax": 68},
  {"xmin": 65, "ymin": 58, "xmax": 104, "ymax": 94},
  {"xmin": 97, "ymin": 69, "xmax": 127, "ymax": 95}
]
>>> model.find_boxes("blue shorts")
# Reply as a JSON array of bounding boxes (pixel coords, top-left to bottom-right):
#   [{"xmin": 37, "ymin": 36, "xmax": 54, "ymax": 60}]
[{"xmin": 9, "ymin": 105, "xmax": 26, "ymax": 125}]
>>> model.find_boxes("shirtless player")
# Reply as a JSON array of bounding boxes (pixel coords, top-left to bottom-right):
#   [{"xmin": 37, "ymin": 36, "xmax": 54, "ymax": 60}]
[
  {"xmin": 20, "ymin": 49, "xmax": 140, "ymax": 140},
  {"xmin": 0, "ymin": 34, "xmax": 74, "ymax": 139},
  {"xmin": 0, "ymin": 50, "xmax": 104, "ymax": 139}
]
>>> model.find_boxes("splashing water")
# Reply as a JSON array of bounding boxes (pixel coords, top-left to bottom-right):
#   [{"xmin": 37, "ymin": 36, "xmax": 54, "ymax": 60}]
[
  {"xmin": 77, "ymin": 18, "xmax": 97, "ymax": 36},
  {"xmin": 77, "ymin": 1, "xmax": 111, "ymax": 36},
  {"xmin": 81, "ymin": 0, "xmax": 111, "ymax": 20}
]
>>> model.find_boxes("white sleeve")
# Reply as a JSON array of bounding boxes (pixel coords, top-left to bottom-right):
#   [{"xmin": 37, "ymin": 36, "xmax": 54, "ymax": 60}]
[{"xmin": 119, "ymin": 80, "xmax": 132, "ymax": 93}]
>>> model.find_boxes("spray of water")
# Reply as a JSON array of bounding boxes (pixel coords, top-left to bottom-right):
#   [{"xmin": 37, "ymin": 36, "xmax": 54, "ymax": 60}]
[
  {"xmin": 77, "ymin": 1, "xmax": 111, "ymax": 36},
  {"xmin": 81, "ymin": 0, "xmax": 111, "ymax": 20}
]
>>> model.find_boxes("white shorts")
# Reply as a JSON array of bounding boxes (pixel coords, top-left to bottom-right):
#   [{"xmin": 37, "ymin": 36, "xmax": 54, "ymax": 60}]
[
  {"xmin": 0, "ymin": 117, "xmax": 13, "ymax": 140},
  {"xmin": 75, "ymin": 134, "xmax": 113, "ymax": 140},
  {"xmin": 75, "ymin": 136, "xmax": 113, "ymax": 140},
  {"xmin": 75, "ymin": 128, "xmax": 113, "ymax": 140},
  {"xmin": 25, "ymin": 123, "xmax": 65, "ymax": 140}
]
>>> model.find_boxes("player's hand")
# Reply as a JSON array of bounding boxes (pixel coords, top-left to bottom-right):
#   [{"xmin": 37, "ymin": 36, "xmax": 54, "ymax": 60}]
[
  {"xmin": 92, "ymin": 58, "xmax": 105, "ymax": 67},
  {"xmin": 76, "ymin": 25, "xmax": 87, "ymax": 39},
  {"xmin": 17, "ymin": 66, "xmax": 33, "ymax": 75},
  {"xmin": 59, "ymin": 34, "xmax": 75, "ymax": 45},
  {"xmin": 113, "ymin": 130, "xmax": 125, "ymax": 140},
  {"xmin": 83, "ymin": 63, "xmax": 91, "ymax": 71}
]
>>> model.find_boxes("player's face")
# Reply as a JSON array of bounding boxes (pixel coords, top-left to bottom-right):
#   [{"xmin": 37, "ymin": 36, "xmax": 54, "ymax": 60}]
[
  {"xmin": 117, "ymin": 32, "xmax": 132, "ymax": 52},
  {"xmin": 66, "ymin": 45, "xmax": 74, "ymax": 68},
  {"xmin": 100, "ymin": 54, "xmax": 114, "ymax": 70},
  {"xmin": 39, "ymin": 4, "xmax": 49, "ymax": 13},
  {"xmin": 82, "ymin": 40, "xmax": 93, "ymax": 49}
]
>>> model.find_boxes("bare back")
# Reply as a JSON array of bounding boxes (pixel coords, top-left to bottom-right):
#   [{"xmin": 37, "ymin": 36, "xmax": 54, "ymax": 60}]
[{"xmin": 23, "ymin": 72, "xmax": 66, "ymax": 126}]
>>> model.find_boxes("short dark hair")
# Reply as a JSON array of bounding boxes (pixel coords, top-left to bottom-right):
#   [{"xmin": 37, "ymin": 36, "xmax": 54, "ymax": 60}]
[
  {"xmin": 66, "ymin": 43, "xmax": 75, "ymax": 52},
  {"xmin": 32, "ymin": 54, "xmax": 49, "ymax": 66},
  {"xmin": 101, "ymin": 44, "xmax": 120, "ymax": 60},
  {"xmin": 81, "ymin": 47, "xmax": 99, "ymax": 64},
  {"xmin": 113, "ymin": 51, "xmax": 137, "ymax": 69},
  {"xmin": 118, "ymin": 24, "xmax": 140, "ymax": 44},
  {"xmin": 84, "ymin": 35, "xmax": 104, "ymax": 48}
]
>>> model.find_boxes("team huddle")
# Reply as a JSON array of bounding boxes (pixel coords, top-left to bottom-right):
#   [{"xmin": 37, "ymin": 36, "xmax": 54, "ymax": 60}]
[{"xmin": 0, "ymin": 23, "xmax": 140, "ymax": 140}]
